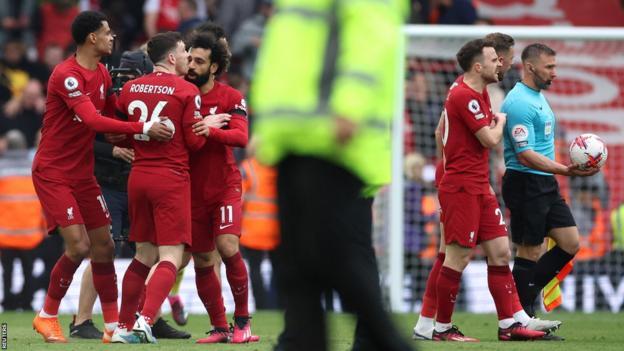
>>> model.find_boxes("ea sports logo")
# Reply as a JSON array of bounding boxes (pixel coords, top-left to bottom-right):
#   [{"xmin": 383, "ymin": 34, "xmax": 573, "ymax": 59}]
[{"xmin": 512, "ymin": 124, "xmax": 528, "ymax": 142}]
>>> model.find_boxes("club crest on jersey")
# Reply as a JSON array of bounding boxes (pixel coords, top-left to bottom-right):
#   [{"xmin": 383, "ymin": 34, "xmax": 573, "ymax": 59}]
[
  {"xmin": 467, "ymin": 99, "xmax": 480, "ymax": 114},
  {"xmin": 195, "ymin": 95, "xmax": 201, "ymax": 109},
  {"xmin": 512, "ymin": 124, "xmax": 529, "ymax": 142},
  {"xmin": 64, "ymin": 76, "xmax": 79, "ymax": 91}
]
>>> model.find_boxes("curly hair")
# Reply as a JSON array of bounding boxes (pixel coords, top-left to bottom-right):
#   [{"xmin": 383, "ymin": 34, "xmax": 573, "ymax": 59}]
[{"xmin": 188, "ymin": 33, "xmax": 230, "ymax": 77}]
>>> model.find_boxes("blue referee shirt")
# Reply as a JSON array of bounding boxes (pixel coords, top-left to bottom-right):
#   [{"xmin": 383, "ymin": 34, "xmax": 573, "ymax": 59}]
[{"xmin": 501, "ymin": 82, "xmax": 556, "ymax": 176}]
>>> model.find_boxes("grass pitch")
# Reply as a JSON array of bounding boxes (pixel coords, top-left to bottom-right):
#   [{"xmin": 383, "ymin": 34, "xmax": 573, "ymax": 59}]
[{"xmin": 1, "ymin": 311, "xmax": 622, "ymax": 350}]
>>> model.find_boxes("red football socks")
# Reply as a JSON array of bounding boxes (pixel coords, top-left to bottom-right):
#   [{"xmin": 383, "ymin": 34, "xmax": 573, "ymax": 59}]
[
  {"xmin": 119, "ymin": 259, "xmax": 150, "ymax": 329},
  {"xmin": 42, "ymin": 254, "xmax": 80, "ymax": 316},
  {"xmin": 195, "ymin": 265, "xmax": 228, "ymax": 329},
  {"xmin": 140, "ymin": 261, "xmax": 177, "ymax": 324},
  {"xmin": 488, "ymin": 265, "xmax": 515, "ymax": 320},
  {"xmin": 91, "ymin": 261, "xmax": 119, "ymax": 324},
  {"xmin": 421, "ymin": 252, "xmax": 446, "ymax": 318},
  {"xmin": 435, "ymin": 266, "xmax": 462, "ymax": 324},
  {"xmin": 223, "ymin": 252, "xmax": 249, "ymax": 318}
]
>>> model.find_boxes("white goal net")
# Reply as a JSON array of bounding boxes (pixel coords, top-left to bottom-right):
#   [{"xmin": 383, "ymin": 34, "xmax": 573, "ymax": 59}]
[{"xmin": 376, "ymin": 25, "xmax": 624, "ymax": 314}]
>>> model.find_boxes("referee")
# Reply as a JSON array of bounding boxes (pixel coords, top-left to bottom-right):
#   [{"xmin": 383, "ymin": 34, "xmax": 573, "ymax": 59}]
[{"xmin": 501, "ymin": 43, "xmax": 599, "ymax": 317}]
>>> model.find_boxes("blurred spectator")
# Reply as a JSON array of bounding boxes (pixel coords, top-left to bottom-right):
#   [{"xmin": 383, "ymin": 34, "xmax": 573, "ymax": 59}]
[
  {"xmin": 3, "ymin": 38, "xmax": 48, "ymax": 85},
  {"xmin": 143, "ymin": 0, "xmax": 180, "ymax": 38},
  {"xmin": 240, "ymin": 143, "xmax": 281, "ymax": 309},
  {"xmin": 0, "ymin": 0, "xmax": 36, "ymax": 47},
  {"xmin": 100, "ymin": 0, "xmax": 146, "ymax": 54},
  {"xmin": 405, "ymin": 72, "xmax": 440, "ymax": 158},
  {"xmin": 404, "ymin": 152, "xmax": 436, "ymax": 255},
  {"xmin": 0, "ymin": 65, "xmax": 11, "ymax": 106},
  {"xmin": 177, "ymin": 0, "xmax": 203, "ymax": 35},
  {"xmin": 231, "ymin": 0, "xmax": 273, "ymax": 82},
  {"xmin": 570, "ymin": 173, "xmax": 610, "ymax": 260},
  {"xmin": 41, "ymin": 44, "xmax": 66, "ymax": 77},
  {"xmin": 33, "ymin": 0, "xmax": 79, "ymax": 61},
  {"xmin": 0, "ymin": 131, "xmax": 46, "ymax": 311},
  {"xmin": 429, "ymin": 0, "xmax": 477, "ymax": 24},
  {"xmin": 0, "ymin": 79, "xmax": 45, "ymax": 148},
  {"xmin": 216, "ymin": 0, "xmax": 256, "ymax": 38}
]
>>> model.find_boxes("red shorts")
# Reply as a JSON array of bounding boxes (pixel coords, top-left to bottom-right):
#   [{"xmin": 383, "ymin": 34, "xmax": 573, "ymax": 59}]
[
  {"xmin": 438, "ymin": 190, "xmax": 507, "ymax": 248},
  {"xmin": 128, "ymin": 169, "xmax": 191, "ymax": 246},
  {"xmin": 32, "ymin": 173, "xmax": 110, "ymax": 233},
  {"xmin": 188, "ymin": 186, "xmax": 243, "ymax": 253}
]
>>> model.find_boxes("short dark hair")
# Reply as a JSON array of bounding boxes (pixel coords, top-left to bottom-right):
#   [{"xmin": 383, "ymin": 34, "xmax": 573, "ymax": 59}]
[
  {"xmin": 189, "ymin": 33, "xmax": 230, "ymax": 77},
  {"xmin": 456, "ymin": 39, "xmax": 494, "ymax": 72},
  {"xmin": 521, "ymin": 43, "xmax": 556, "ymax": 62},
  {"xmin": 147, "ymin": 32, "xmax": 183, "ymax": 64},
  {"xmin": 484, "ymin": 32, "xmax": 515, "ymax": 54},
  {"xmin": 71, "ymin": 11, "xmax": 108, "ymax": 45},
  {"xmin": 194, "ymin": 22, "xmax": 226, "ymax": 40}
]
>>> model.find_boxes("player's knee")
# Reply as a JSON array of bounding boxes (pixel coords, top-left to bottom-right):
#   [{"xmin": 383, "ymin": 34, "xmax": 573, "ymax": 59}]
[
  {"xmin": 68, "ymin": 240, "xmax": 91, "ymax": 260},
  {"xmin": 489, "ymin": 248, "xmax": 511, "ymax": 266},
  {"xmin": 193, "ymin": 251, "xmax": 218, "ymax": 267},
  {"xmin": 217, "ymin": 238, "xmax": 239, "ymax": 258},
  {"xmin": 92, "ymin": 237, "xmax": 115, "ymax": 259}
]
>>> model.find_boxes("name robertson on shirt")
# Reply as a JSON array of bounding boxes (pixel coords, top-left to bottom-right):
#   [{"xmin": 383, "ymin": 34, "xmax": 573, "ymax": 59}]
[{"xmin": 129, "ymin": 84, "xmax": 175, "ymax": 95}]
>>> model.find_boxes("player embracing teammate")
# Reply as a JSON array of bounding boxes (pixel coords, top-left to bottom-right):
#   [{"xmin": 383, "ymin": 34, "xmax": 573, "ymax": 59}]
[{"xmin": 178, "ymin": 32, "xmax": 257, "ymax": 344}]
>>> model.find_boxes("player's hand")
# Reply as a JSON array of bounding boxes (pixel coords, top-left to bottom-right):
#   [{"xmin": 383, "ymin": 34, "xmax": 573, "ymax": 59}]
[
  {"xmin": 192, "ymin": 114, "xmax": 230, "ymax": 136},
  {"xmin": 334, "ymin": 116, "xmax": 358, "ymax": 146},
  {"xmin": 146, "ymin": 119, "xmax": 174, "ymax": 141},
  {"xmin": 112, "ymin": 146, "xmax": 134, "ymax": 163},
  {"xmin": 493, "ymin": 112, "xmax": 507, "ymax": 126},
  {"xmin": 567, "ymin": 163, "xmax": 600, "ymax": 177},
  {"xmin": 105, "ymin": 133, "xmax": 127, "ymax": 144},
  {"xmin": 202, "ymin": 113, "xmax": 231, "ymax": 128}
]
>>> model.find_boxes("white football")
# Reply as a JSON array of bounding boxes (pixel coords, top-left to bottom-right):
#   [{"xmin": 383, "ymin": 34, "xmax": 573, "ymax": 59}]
[
  {"xmin": 160, "ymin": 118, "xmax": 176, "ymax": 136},
  {"xmin": 569, "ymin": 133, "xmax": 608, "ymax": 169}
]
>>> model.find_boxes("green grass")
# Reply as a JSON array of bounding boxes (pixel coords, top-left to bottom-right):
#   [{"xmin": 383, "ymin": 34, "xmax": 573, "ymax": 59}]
[{"xmin": 0, "ymin": 311, "xmax": 622, "ymax": 350}]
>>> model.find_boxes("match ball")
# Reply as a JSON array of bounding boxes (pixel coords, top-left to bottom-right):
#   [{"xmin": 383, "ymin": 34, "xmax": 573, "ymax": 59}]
[{"xmin": 569, "ymin": 133, "xmax": 608, "ymax": 169}]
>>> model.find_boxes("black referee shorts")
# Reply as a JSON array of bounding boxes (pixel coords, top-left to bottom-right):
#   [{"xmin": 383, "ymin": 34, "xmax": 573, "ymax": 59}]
[{"xmin": 502, "ymin": 169, "xmax": 576, "ymax": 246}]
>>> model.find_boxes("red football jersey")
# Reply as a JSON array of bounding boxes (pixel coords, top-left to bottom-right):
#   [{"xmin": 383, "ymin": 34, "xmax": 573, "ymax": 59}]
[
  {"xmin": 435, "ymin": 75, "xmax": 492, "ymax": 189},
  {"xmin": 190, "ymin": 81, "xmax": 248, "ymax": 202},
  {"xmin": 116, "ymin": 71, "xmax": 205, "ymax": 174},
  {"xmin": 33, "ymin": 56, "xmax": 143, "ymax": 180},
  {"xmin": 439, "ymin": 79, "xmax": 492, "ymax": 195}
]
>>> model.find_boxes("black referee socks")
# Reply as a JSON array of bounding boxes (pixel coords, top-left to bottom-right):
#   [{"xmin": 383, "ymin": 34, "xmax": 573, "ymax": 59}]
[
  {"xmin": 533, "ymin": 245, "xmax": 575, "ymax": 288},
  {"xmin": 512, "ymin": 257, "xmax": 537, "ymax": 316}
]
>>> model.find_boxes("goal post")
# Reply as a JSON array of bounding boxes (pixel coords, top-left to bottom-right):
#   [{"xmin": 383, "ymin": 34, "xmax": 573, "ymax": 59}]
[{"xmin": 383, "ymin": 25, "xmax": 624, "ymax": 313}]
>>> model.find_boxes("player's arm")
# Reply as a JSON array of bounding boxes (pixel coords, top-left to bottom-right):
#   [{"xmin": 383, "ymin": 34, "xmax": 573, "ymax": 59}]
[
  {"xmin": 474, "ymin": 112, "xmax": 506, "ymax": 148},
  {"xmin": 192, "ymin": 94, "xmax": 249, "ymax": 147},
  {"xmin": 55, "ymin": 72, "xmax": 172, "ymax": 139},
  {"xmin": 453, "ymin": 91, "xmax": 502, "ymax": 148}
]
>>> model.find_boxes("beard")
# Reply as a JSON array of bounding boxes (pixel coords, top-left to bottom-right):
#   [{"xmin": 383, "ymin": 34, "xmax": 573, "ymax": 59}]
[
  {"xmin": 535, "ymin": 75, "xmax": 552, "ymax": 90},
  {"xmin": 186, "ymin": 70, "xmax": 210, "ymax": 87}
]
